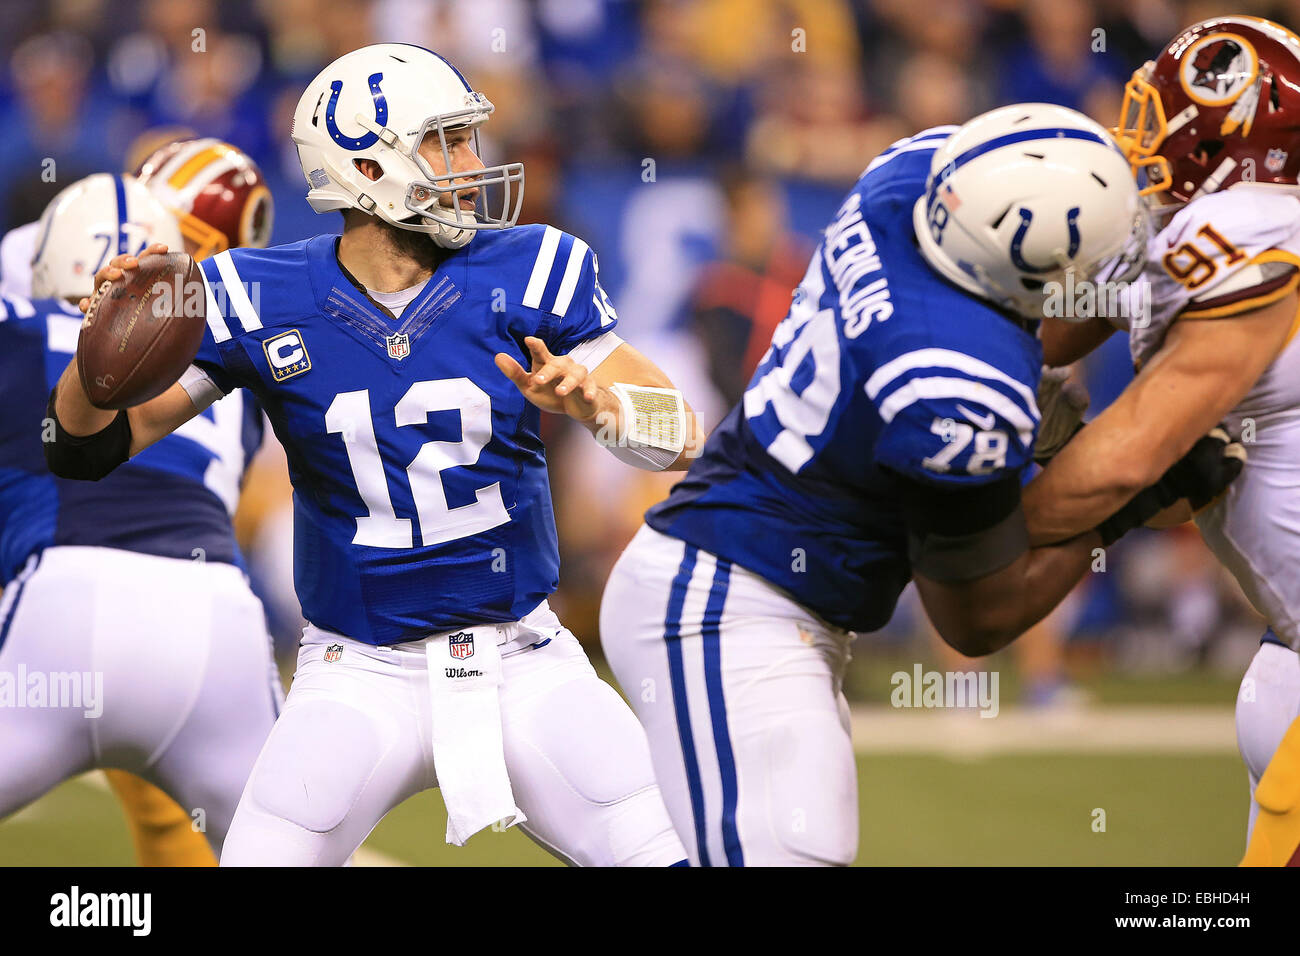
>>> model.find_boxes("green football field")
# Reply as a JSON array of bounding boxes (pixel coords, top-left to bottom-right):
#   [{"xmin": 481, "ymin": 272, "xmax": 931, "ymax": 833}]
[{"xmin": 0, "ymin": 750, "xmax": 1248, "ymax": 866}]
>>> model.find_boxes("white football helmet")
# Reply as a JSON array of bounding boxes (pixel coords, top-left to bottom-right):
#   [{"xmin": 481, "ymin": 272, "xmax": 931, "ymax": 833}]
[
  {"xmin": 30, "ymin": 173, "xmax": 184, "ymax": 300},
  {"xmin": 913, "ymin": 103, "xmax": 1149, "ymax": 320},
  {"xmin": 291, "ymin": 43, "xmax": 523, "ymax": 249}
]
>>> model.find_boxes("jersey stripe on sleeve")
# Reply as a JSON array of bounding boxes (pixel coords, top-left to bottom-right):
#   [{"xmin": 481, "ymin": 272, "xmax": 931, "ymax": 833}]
[
  {"xmin": 522, "ymin": 225, "xmax": 562, "ymax": 309},
  {"xmin": 211, "ymin": 250, "xmax": 263, "ymax": 333}
]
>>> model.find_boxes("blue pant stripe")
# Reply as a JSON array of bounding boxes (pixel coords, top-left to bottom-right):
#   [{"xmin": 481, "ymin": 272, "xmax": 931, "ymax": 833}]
[
  {"xmin": 663, "ymin": 544, "xmax": 710, "ymax": 866},
  {"xmin": 0, "ymin": 555, "xmax": 39, "ymax": 656},
  {"xmin": 700, "ymin": 558, "xmax": 743, "ymax": 866}
]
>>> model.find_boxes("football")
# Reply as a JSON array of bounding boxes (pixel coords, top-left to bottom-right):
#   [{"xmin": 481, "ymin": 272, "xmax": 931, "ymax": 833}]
[{"xmin": 76, "ymin": 251, "xmax": 206, "ymax": 409}]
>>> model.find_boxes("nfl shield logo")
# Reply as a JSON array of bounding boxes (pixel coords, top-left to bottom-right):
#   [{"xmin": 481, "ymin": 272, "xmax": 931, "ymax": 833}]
[
  {"xmin": 386, "ymin": 333, "xmax": 410, "ymax": 360},
  {"xmin": 449, "ymin": 631, "xmax": 475, "ymax": 660},
  {"xmin": 1266, "ymin": 148, "xmax": 1289, "ymax": 173},
  {"xmin": 324, "ymin": 643, "xmax": 343, "ymax": 663}
]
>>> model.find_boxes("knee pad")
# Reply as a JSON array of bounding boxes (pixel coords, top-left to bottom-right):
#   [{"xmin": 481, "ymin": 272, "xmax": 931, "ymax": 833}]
[
  {"xmin": 516, "ymin": 676, "xmax": 659, "ymax": 806},
  {"xmin": 760, "ymin": 709, "xmax": 858, "ymax": 866},
  {"xmin": 249, "ymin": 700, "xmax": 384, "ymax": 833}
]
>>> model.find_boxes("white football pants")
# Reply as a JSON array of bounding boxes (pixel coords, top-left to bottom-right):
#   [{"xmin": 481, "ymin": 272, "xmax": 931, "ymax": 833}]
[
  {"xmin": 600, "ymin": 525, "xmax": 859, "ymax": 866},
  {"xmin": 1237, "ymin": 637, "xmax": 1300, "ymax": 838},
  {"xmin": 220, "ymin": 601, "xmax": 686, "ymax": 866},
  {"xmin": 0, "ymin": 546, "xmax": 282, "ymax": 858}
]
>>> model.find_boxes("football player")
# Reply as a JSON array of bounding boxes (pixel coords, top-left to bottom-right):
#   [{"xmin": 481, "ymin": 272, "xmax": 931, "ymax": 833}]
[
  {"xmin": 597, "ymin": 103, "xmax": 1243, "ymax": 865},
  {"xmin": 47, "ymin": 44, "xmax": 700, "ymax": 866},
  {"xmin": 0, "ymin": 173, "xmax": 279, "ymax": 862},
  {"xmin": 1028, "ymin": 15, "xmax": 1300, "ymax": 867},
  {"xmin": 0, "ymin": 139, "xmax": 276, "ymax": 867}
]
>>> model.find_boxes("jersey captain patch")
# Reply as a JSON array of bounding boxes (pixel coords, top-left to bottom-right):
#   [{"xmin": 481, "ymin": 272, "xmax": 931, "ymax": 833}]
[{"xmin": 263, "ymin": 329, "xmax": 312, "ymax": 381}]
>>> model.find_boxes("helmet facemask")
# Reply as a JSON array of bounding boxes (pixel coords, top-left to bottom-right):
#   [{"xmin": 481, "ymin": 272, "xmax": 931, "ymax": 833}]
[{"xmin": 353, "ymin": 95, "xmax": 525, "ymax": 249}]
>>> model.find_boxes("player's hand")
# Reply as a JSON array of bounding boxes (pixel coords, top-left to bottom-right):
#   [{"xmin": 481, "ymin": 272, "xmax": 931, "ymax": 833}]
[
  {"xmin": 1096, "ymin": 427, "xmax": 1246, "ymax": 545},
  {"xmin": 1033, "ymin": 365, "xmax": 1089, "ymax": 465},
  {"xmin": 495, "ymin": 336, "xmax": 610, "ymax": 422},
  {"xmin": 77, "ymin": 242, "xmax": 171, "ymax": 315}
]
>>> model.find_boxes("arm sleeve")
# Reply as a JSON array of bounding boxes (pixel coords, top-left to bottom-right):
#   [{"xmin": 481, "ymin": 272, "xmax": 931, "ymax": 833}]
[{"xmin": 887, "ymin": 467, "xmax": 1030, "ymax": 582}]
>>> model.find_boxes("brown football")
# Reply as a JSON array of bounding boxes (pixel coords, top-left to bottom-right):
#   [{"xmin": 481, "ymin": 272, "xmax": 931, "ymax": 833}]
[{"xmin": 76, "ymin": 252, "xmax": 207, "ymax": 409}]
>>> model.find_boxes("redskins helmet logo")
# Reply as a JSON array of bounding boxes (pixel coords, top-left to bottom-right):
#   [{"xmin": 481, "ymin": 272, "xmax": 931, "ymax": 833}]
[{"xmin": 1180, "ymin": 33, "xmax": 1260, "ymax": 106}]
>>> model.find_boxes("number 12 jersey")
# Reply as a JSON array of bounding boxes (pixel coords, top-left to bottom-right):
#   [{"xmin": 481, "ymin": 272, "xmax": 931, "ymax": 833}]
[{"xmin": 193, "ymin": 226, "xmax": 617, "ymax": 645}]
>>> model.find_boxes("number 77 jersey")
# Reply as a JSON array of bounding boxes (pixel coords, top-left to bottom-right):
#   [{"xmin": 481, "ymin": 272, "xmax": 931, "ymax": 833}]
[
  {"xmin": 646, "ymin": 130, "xmax": 1043, "ymax": 634},
  {"xmin": 192, "ymin": 226, "xmax": 618, "ymax": 645}
]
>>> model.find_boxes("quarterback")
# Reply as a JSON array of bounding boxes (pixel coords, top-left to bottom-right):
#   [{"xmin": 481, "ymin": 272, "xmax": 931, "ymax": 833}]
[
  {"xmin": 1030, "ymin": 15, "xmax": 1300, "ymax": 866},
  {"xmin": 598, "ymin": 104, "xmax": 1243, "ymax": 866},
  {"xmin": 0, "ymin": 168, "xmax": 277, "ymax": 862},
  {"xmin": 47, "ymin": 44, "xmax": 698, "ymax": 866}
]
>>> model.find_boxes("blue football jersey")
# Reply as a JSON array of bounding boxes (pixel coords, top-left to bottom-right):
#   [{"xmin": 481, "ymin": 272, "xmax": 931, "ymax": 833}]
[
  {"xmin": 192, "ymin": 224, "xmax": 617, "ymax": 645},
  {"xmin": 0, "ymin": 295, "xmax": 263, "ymax": 585},
  {"xmin": 646, "ymin": 128, "xmax": 1044, "ymax": 633}
]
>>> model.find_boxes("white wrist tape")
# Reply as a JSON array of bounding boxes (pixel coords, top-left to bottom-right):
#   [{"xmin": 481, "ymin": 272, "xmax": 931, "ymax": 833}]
[{"xmin": 597, "ymin": 382, "xmax": 686, "ymax": 471}]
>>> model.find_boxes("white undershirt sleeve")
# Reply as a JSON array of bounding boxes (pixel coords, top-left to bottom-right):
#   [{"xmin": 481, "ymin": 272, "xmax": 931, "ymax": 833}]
[
  {"xmin": 178, "ymin": 364, "xmax": 224, "ymax": 411},
  {"xmin": 565, "ymin": 331, "xmax": 625, "ymax": 370}
]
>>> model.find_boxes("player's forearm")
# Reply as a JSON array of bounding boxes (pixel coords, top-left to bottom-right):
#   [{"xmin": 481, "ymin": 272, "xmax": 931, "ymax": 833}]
[
  {"xmin": 53, "ymin": 358, "xmax": 117, "ymax": 437},
  {"xmin": 1040, "ymin": 315, "xmax": 1116, "ymax": 367},
  {"xmin": 1023, "ymin": 388, "xmax": 1189, "ymax": 545},
  {"xmin": 919, "ymin": 533, "xmax": 1099, "ymax": 656}
]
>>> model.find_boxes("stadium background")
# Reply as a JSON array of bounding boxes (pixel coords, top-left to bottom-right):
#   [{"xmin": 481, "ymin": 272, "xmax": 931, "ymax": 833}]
[{"xmin": 0, "ymin": 0, "xmax": 1285, "ymax": 865}]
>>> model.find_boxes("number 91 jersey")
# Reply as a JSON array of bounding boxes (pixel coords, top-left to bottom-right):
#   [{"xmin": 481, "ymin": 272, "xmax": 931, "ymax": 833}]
[
  {"xmin": 1116, "ymin": 182, "xmax": 1300, "ymax": 648},
  {"xmin": 647, "ymin": 129, "xmax": 1043, "ymax": 634},
  {"xmin": 193, "ymin": 226, "xmax": 617, "ymax": 645}
]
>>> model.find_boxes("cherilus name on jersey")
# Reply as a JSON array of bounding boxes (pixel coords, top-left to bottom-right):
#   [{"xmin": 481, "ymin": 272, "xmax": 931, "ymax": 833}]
[
  {"xmin": 49, "ymin": 886, "xmax": 151, "ymax": 936},
  {"xmin": 0, "ymin": 665, "xmax": 102, "ymax": 717}
]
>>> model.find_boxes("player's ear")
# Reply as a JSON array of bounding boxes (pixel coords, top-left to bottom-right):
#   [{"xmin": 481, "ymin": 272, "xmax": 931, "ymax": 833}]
[{"xmin": 353, "ymin": 158, "xmax": 383, "ymax": 182}]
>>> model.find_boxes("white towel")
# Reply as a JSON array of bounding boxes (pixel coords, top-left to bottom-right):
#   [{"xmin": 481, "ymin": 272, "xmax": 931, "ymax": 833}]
[{"xmin": 425, "ymin": 625, "xmax": 525, "ymax": 845}]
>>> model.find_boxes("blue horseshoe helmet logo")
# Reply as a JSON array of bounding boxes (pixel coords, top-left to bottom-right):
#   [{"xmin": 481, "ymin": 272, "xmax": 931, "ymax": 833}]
[
  {"xmin": 324, "ymin": 72, "xmax": 388, "ymax": 151},
  {"xmin": 1009, "ymin": 206, "xmax": 1081, "ymax": 273}
]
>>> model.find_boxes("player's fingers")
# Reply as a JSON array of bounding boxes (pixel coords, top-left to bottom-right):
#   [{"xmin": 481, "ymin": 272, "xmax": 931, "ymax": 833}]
[
  {"xmin": 523, "ymin": 336, "xmax": 555, "ymax": 369},
  {"xmin": 530, "ymin": 357, "xmax": 572, "ymax": 386},
  {"xmin": 78, "ymin": 297, "xmax": 90, "ymax": 314},
  {"xmin": 143, "ymin": 242, "xmax": 169, "ymax": 256},
  {"xmin": 553, "ymin": 365, "xmax": 588, "ymax": 397},
  {"xmin": 494, "ymin": 352, "xmax": 530, "ymax": 388}
]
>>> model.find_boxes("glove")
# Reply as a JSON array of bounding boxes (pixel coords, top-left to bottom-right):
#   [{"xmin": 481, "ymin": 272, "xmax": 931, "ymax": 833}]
[
  {"xmin": 1096, "ymin": 427, "xmax": 1246, "ymax": 545},
  {"xmin": 1033, "ymin": 366, "xmax": 1090, "ymax": 466}
]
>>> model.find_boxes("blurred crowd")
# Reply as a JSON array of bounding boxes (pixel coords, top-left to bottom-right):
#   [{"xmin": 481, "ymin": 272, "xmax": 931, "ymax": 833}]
[{"xmin": 0, "ymin": 0, "xmax": 1286, "ymax": 691}]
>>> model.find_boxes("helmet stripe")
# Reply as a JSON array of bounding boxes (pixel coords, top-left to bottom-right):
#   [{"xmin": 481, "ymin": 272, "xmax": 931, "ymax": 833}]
[
  {"xmin": 934, "ymin": 127, "xmax": 1119, "ymax": 190},
  {"xmin": 113, "ymin": 175, "xmax": 129, "ymax": 255},
  {"xmin": 167, "ymin": 143, "xmax": 237, "ymax": 189},
  {"xmin": 927, "ymin": 126, "xmax": 1121, "ymax": 213}
]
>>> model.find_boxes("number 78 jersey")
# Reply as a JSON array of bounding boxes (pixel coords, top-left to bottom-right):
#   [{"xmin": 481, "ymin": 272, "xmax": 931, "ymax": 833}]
[
  {"xmin": 193, "ymin": 227, "xmax": 618, "ymax": 645},
  {"xmin": 647, "ymin": 131, "xmax": 1043, "ymax": 633}
]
